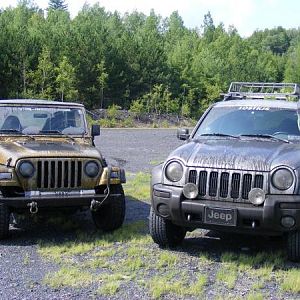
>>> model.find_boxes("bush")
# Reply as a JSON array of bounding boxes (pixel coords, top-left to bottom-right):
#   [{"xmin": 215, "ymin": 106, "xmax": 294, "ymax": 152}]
[
  {"xmin": 129, "ymin": 100, "xmax": 145, "ymax": 119},
  {"xmin": 107, "ymin": 104, "xmax": 121, "ymax": 119}
]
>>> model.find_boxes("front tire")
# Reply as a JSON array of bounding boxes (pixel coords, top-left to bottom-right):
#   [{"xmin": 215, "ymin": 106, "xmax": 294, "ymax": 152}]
[
  {"xmin": 0, "ymin": 204, "xmax": 10, "ymax": 239},
  {"xmin": 287, "ymin": 231, "xmax": 300, "ymax": 262},
  {"xmin": 149, "ymin": 207, "xmax": 186, "ymax": 247},
  {"xmin": 92, "ymin": 185, "xmax": 125, "ymax": 232}
]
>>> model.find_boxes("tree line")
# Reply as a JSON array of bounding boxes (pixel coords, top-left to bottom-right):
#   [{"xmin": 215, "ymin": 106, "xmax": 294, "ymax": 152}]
[{"xmin": 1, "ymin": 1, "xmax": 300, "ymax": 118}]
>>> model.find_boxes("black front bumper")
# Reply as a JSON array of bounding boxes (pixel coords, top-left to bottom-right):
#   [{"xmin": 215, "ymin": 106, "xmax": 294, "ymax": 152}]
[
  {"xmin": 152, "ymin": 184, "xmax": 300, "ymax": 235},
  {"xmin": 0, "ymin": 193, "xmax": 121, "ymax": 210}
]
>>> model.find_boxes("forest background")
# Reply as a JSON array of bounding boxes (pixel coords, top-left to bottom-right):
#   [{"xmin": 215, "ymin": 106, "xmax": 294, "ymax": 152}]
[{"xmin": 1, "ymin": 0, "xmax": 300, "ymax": 120}]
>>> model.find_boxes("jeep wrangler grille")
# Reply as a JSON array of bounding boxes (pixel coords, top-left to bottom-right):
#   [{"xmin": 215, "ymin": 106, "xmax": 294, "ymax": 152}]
[
  {"xmin": 37, "ymin": 159, "xmax": 82, "ymax": 189},
  {"xmin": 188, "ymin": 169, "xmax": 267, "ymax": 203}
]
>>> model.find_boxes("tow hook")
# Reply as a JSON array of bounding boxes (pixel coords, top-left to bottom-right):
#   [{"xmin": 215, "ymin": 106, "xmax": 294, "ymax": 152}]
[{"xmin": 28, "ymin": 201, "xmax": 38, "ymax": 214}]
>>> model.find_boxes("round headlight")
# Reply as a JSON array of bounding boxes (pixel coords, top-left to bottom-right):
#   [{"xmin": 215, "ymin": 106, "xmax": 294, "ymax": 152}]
[
  {"xmin": 248, "ymin": 188, "xmax": 265, "ymax": 206},
  {"xmin": 183, "ymin": 183, "xmax": 198, "ymax": 199},
  {"xmin": 165, "ymin": 161, "xmax": 184, "ymax": 182},
  {"xmin": 272, "ymin": 168, "xmax": 294, "ymax": 190},
  {"xmin": 85, "ymin": 161, "xmax": 100, "ymax": 178},
  {"xmin": 19, "ymin": 161, "xmax": 35, "ymax": 178}
]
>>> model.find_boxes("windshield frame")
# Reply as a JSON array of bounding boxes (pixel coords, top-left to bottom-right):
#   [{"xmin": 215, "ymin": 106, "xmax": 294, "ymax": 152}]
[{"xmin": 0, "ymin": 104, "xmax": 89, "ymax": 137}]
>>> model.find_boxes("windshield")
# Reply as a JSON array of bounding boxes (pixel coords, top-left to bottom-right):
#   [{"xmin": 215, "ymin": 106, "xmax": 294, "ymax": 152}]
[
  {"xmin": 194, "ymin": 106, "xmax": 300, "ymax": 141},
  {"xmin": 0, "ymin": 106, "xmax": 87, "ymax": 135}
]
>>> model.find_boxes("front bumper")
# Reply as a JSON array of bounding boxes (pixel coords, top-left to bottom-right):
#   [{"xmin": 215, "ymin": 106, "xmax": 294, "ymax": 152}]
[
  {"xmin": 152, "ymin": 184, "xmax": 300, "ymax": 235},
  {"xmin": 0, "ymin": 192, "xmax": 122, "ymax": 210}
]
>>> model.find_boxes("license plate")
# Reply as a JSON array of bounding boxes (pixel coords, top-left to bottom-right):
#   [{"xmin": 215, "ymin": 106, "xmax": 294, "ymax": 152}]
[{"xmin": 204, "ymin": 207, "xmax": 237, "ymax": 226}]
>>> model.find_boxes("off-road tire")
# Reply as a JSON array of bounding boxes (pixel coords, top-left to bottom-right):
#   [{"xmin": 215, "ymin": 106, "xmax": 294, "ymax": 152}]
[
  {"xmin": 92, "ymin": 185, "xmax": 125, "ymax": 232},
  {"xmin": 149, "ymin": 207, "xmax": 186, "ymax": 247},
  {"xmin": 287, "ymin": 231, "xmax": 300, "ymax": 262},
  {"xmin": 0, "ymin": 204, "xmax": 10, "ymax": 239}
]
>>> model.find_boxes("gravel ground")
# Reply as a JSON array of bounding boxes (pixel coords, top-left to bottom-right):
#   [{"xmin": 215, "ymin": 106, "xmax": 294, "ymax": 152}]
[
  {"xmin": 95, "ymin": 128, "xmax": 182, "ymax": 173},
  {"xmin": 0, "ymin": 129, "xmax": 299, "ymax": 299}
]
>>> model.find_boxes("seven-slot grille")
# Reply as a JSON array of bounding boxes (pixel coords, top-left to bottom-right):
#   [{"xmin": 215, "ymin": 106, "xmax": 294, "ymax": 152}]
[
  {"xmin": 37, "ymin": 159, "xmax": 83, "ymax": 189},
  {"xmin": 188, "ymin": 169, "xmax": 267, "ymax": 203}
]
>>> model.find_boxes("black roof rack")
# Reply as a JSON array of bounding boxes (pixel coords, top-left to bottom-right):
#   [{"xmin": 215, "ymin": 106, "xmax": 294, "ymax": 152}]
[{"xmin": 222, "ymin": 82, "xmax": 300, "ymax": 101}]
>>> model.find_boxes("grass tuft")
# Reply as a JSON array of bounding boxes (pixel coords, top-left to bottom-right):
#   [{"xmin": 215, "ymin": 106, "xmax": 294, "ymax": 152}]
[
  {"xmin": 43, "ymin": 266, "xmax": 93, "ymax": 288},
  {"xmin": 216, "ymin": 264, "xmax": 238, "ymax": 289},
  {"xmin": 157, "ymin": 252, "xmax": 178, "ymax": 268},
  {"xmin": 187, "ymin": 275, "xmax": 208, "ymax": 296},
  {"xmin": 98, "ymin": 281, "xmax": 121, "ymax": 296},
  {"xmin": 281, "ymin": 269, "xmax": 300, "ymax": 293}
]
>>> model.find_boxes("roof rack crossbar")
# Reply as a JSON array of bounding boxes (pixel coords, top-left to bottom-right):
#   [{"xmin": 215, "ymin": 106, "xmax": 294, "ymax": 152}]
[{"xmin": 223, "ymin": 82, "xmax": 300, "ymax": 101}]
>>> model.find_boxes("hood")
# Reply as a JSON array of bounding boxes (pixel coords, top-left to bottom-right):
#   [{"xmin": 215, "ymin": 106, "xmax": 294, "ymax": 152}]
[
  {"xmin": 168, "ymin": 138, "xmax": 300, "ymax": 171},
  {"xmin": 0, "ymin": 139, "xmax": 101, "ymax": 167}
]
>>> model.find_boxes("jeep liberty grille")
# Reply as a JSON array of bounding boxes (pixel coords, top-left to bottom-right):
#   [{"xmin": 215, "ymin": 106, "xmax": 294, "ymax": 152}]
[
  {"xmin": 37, "ymin": 159, "xmax": 82, "ymax": 189},
  {"xmin": 188, "ymin": 169, "xmax": 267, "ymax": 203}
]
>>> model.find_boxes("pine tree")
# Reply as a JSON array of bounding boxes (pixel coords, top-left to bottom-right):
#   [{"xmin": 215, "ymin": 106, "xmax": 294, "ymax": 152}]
[{"xmin": 48, "ymin": 0, "xmax": 68, "ymax": 11}]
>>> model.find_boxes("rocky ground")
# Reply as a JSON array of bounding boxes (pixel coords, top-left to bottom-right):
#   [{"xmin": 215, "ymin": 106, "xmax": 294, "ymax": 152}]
[{"xmin": 0, "ymin": 129, "xmax": 299, "ymax": 300}]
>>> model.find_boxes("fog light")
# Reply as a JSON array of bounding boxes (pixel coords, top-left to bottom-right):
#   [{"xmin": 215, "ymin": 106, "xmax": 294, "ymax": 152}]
[
  {"xmin": 183, "ymin": 183, "xmax": 198, "ymax": 199},
  {"xmin": 248, "ymin": 188, "xmax": 265, "ymax": 206},
  {"xmin": 281, "ymin": 216, "xmax": 295, "ymax": 228}
]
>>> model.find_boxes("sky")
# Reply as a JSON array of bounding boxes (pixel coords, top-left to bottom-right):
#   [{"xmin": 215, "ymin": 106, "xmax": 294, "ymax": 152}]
[{"xmin": 1, "ymin": 0, "xmax": 300, "ymax": 37}]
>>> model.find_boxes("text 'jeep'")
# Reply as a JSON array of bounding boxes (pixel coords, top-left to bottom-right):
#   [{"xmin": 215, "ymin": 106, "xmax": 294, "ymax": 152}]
[
  {"xmin": 150, "ymin": 82, "xmax": 300, "ymax": 261},
  {"xmin": 0, "ymin": 99, "xmax": 126, "ymax": 238}
]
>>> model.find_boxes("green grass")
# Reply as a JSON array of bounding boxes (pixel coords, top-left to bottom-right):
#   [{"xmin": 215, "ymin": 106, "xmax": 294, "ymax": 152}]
[
  {"xmin": 281, "ymin": 269, "xmax": 300, "ymax": 293},
  {"xmin": 38, "ymin": 220, "xmax": 147, "ymax": 261},
  {"xmin": 94, "ymin": 249, "xmax": 116, "ymax": 258},
  {"xmin": 148, "ymin": 273, "xmax": 207, "ymax": 299},
  {"xmin": 157, "ymin": 252, "xmax": 178, "ymax": 268},
  {"xmin": 247, "ymin": 292, "xmax": 264, "ymax": 300},
  {"xmin": 148, "ymin": 275, "xmax": 186, "ymax": 299},
  {"xmin": 124, "ymin": 172, "xmax": 151, "ymax": 200},
  {"xmin": 126, "ymin": 245, "xmax": 148, "ymax": 257},
  {"xmin": 216, "ymin": 264, "xmax": 238, "ymax": 289},
  {"xmin": 98, "ymin": 281, "xmax": 121, "ymax": 296},
  {"xmin": 43, "ymin": 266, "xmax": 93, "ymax": 288},
  {"xmin": 187, "ymin": 274, "xmax": 208, "ymax": 296}
]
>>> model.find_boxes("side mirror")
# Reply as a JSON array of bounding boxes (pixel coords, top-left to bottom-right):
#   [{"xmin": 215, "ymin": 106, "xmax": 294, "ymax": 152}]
[
  {"xmin": 91, "ymin": 124, "xmax": 100, "ymax": 137},
  {"xmin": 177, "ymin": 128, "xmax": 190, "ymax": 140}
]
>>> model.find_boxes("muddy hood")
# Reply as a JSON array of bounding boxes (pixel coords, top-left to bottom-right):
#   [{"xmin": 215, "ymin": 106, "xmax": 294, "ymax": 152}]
[
  {"xmin": 169, "ymin": 139, "xmax": 300, "ymax": 171},
  {"xmin": 0, "ymin": 140, "xmax": 101, "ymax": 167}
]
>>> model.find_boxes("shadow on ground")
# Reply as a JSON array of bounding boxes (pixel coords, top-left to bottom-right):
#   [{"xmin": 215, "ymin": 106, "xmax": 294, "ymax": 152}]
[{"xmin": 1, "ymin": 197, "xmax": 150, "ymax": 246}]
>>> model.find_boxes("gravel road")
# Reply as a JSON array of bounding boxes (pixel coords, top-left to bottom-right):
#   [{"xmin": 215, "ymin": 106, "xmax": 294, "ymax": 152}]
[{"xmin": 95, "ymin": 128, "xmax": 183, "ymax": 173}]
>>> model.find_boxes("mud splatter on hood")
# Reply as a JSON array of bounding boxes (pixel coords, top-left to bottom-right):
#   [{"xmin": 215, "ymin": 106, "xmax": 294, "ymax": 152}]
[
  {"xmin": 0, "ymin": 140, "xmax": 101, "ymax": 167},
  {"xmin": 167, "ymin": 138, "xmax": 300, "ymax": 171}
]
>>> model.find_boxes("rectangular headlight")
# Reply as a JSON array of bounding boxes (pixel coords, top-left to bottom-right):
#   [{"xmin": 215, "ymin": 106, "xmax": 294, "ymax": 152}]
[{"xmin": 0, "ymin": 173, "xmax": 12, "ymax": 180}]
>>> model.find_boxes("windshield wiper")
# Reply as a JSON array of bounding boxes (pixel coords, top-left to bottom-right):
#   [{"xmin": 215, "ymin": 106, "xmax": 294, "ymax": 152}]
[
  {"xmin": 240, "ymin": 134, "xmax": 290, "ymax": 143},
  {"xmin": 200, "ymin": 133, "xmax": 239, "ymax": 139},
  {"xmin": 40, "ymin": 130, "xmax": 62, "ymax": 134},
  {"xmin": 39, "ymin": 130, "xmax": 75, "ymax": 142}
]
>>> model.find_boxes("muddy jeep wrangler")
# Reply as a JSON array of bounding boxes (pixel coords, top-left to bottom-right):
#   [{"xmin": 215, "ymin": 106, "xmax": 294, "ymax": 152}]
[
  {"xmin": 150, "ymin": 82, "xmax": 300, "ymax": 261},
  {"xmin": 0, "ymin": 99, "xmax": 126, "ymax": 238}
]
